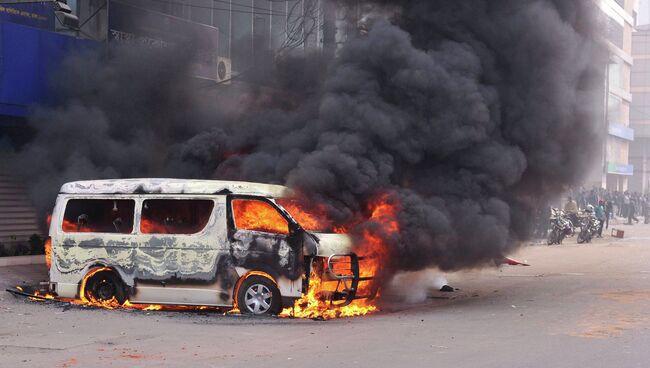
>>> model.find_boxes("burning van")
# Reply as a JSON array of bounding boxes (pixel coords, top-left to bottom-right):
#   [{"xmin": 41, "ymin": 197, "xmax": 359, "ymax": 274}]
[{"xmin": 46, "ymin": 179, "xmax": 374, "ymax": 315}]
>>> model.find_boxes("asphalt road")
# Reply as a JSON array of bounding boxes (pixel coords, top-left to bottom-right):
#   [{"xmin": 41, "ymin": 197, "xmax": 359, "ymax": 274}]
[{"xmin": 2, "ymin": 218, "xmax": 650, "ymax": 368}]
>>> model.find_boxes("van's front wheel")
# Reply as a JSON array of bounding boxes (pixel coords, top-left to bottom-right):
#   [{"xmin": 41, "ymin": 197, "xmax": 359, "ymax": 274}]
[{"xmin": 237, "ymin": 275, "xmax": 281, "ymax": 315}]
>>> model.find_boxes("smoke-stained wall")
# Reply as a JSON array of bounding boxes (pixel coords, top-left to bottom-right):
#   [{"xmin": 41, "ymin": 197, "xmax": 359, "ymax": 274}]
[{"xmin": 14, "ymin": 0, "xmax": 607, "ymax": 274}]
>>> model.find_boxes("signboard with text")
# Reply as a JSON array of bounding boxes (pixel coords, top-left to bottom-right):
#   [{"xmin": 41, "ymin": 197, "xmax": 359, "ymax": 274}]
[
  {"xmin": 608, "ymin": 123, "xmax": 635, "ymax": 141},
  {"xmin": 606, "ymin": 162, "xmax": 634, "ymax": 176},
  {"xmin": 107, "ymin": 0, "xmax": 220, "ymax": 81},
  {"xmin": 0, "ymin": 2, "xmax": 54, "ymax": 30}
]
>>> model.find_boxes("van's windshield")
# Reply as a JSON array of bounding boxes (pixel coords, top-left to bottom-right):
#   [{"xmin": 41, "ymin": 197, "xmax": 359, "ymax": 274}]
[{"xmin": 275, "ymin": 198, "xmax": 335, "ymax": 233}]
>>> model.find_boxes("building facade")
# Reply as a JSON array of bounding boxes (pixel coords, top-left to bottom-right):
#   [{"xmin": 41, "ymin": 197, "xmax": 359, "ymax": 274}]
[
  {"xmin": 76, "ymin": 0, "xmax": 335, "ymax": 75},
  {"xmin": 630, "ymin": 24, "xmax": 650, "ymax": 193},
  {"xmin": 0, "ymin": 1, "xmax": 86, "ymax": 251},
  {"xmin": 588, "ymin": 0, "xmax": 636, "ymax": 190}
]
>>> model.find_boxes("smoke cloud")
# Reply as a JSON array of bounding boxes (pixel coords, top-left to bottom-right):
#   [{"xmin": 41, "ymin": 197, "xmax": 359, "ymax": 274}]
[
  {"xmin": 13, "ymin": 0, "xmax": 606, "ymax": 274},
  {"xmin": 386, "ymin": 270, "xmax": 449, "ymax": 303}
]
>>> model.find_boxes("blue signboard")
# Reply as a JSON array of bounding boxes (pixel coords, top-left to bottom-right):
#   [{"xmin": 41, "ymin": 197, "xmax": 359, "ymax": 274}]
[
  {"xmin": 0, "ymin": 21, "xmax": 98, "ymax": 117},
  {"xmin": 607, "ymin": 162, "xmax": 634, "ymax": 176},
  {"xmin": 107, "ymin": 0, "xmax": 220, "ymax": 81},
  {"xmin": 0, "ymin": 1, "xmax": 54, "ymax": 30},
  {"xmin": 608, "ymin": 123, "xmax": 635, "ymax": 141}
]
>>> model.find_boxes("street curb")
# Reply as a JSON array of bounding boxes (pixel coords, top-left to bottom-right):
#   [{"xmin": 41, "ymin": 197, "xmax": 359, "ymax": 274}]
[{"xmin": 0, "ymin": 255, "xmax": 45, "ymax": 267}]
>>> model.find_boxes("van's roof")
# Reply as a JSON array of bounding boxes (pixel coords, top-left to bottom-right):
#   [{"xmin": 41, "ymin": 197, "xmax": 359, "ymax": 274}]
[{"xmin": 59, "ymin": 179, "xmax": 294, "ymax": 198}]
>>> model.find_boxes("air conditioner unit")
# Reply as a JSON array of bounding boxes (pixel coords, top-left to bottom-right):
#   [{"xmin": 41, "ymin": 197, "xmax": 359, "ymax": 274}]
[
  {"xmin": 54, "ymin": 11, "xmax": 79, "ymax": 32},
  {"xmin": 216, "ymin": 57, "xmax": 232, "ymax": 85}
]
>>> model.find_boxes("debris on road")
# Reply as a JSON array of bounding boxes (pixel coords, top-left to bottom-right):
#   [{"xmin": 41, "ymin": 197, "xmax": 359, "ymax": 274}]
[
  {"xmin": 440, "ymin": 285, "xmax": 455, "ymax": 292},
  {"xmin": 500, "ymin": 257, "xmax": 531, "ymax": 266}
]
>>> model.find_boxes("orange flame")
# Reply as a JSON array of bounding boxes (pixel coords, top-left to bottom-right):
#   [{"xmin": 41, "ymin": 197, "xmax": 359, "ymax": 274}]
[
  {"xmin": 24, "ymin": 267, "xmax": 221, "ymax": 312},
  {"xmin": 232, "ymin": 199, "xmax": 289, "ymax": 235},
  {"xmin": 61, "ymin": 217, "xmax": 95, "ymax": 233},
  {"xmin": 44, "ymin": 238, "xmax": 52, "ymax": 270},
  {"xmin": 139, "ymin": 218, "xmax": 168, "ymax": 234},
  {"xmin": 280, "ymin": 193, "xmax": 399, "ymax": 319},
  {"xmin": 277, "ymin": 199, "xmax": 334, "ymax": 232},
  {"xmin": 44, "ymin": 214, "xmax": 53, "ymax": 270}
]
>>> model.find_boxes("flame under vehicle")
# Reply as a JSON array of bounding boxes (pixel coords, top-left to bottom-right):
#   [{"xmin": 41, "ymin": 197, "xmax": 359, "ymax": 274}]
[{"xmin": 46, "ymin": 179, "xmax": 373, "ymax": 315}]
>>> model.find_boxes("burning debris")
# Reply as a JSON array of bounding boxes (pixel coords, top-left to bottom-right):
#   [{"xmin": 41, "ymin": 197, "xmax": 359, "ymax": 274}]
[{"xmin": 11, "ymin": 1, "xmax": 605, "ymax": 318}]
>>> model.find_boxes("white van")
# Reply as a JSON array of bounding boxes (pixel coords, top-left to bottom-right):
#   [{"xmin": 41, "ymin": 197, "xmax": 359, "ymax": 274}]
[{"xmin": 47, "ymin": 179, "xmax": 371, "ymax": 315}]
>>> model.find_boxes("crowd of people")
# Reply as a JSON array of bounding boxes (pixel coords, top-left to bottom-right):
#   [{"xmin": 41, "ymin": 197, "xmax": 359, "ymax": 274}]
[
  {"xmin": 532, "ymin": 187, "xmax": 650, "ymax": 239},
  {"xmin": 568, "ymin": 187, "xmax": 650, "ymax": 226}
]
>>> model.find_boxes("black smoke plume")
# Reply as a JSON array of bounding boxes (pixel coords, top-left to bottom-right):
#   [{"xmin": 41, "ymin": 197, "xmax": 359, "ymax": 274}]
[{"xmin": 13, "ymin": 0, "xmax": 606, "ymax": 273}]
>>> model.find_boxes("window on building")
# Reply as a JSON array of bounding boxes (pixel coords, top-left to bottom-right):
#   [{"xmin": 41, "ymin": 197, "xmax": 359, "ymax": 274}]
[
  {"xmin": 67, "ymin": 0, "xmax": 78, "ymax": 15},
  {"xmin": 213, "ymin": 5, "xmax": 231, "ymax": 58},
  {"xmin": 286, "ymin": 0, "xmax": 304, "ymax": 48},
  {"xmin": 608, "ymin": 94, "xmax": 622, "ymax": 124},
  {"xmin": 633, "ymin": 34, "xmax": 650, "ymax": 55},
  {"xmin": 140, "ymin": 199, "xmax": 214, "ymax": 234},
  {"xmin": 231, "ymin": 199, "xmax": 289, "ymax": 235},
  {"xmin": 171, "ymin": 0, "xmax": 189, "ymax": 19},
  {"xmin": 253, "ymin": 0, "xmax": 271, "ymax": 52},
  {"xmin": 232, "ymin": 0, "xmax": 254, "ymax": 68},
  {"xmin": 635, "ymin": 59, "xmax": 650, "ymax": 72},
  {"xmin": 137, "ymin": 0, "xmax": 170, "ymax": 13},
  {"xmin": 63, "ymin": 199, "xmax": 135, "ymax": 234},
  {"xmin": 189, "ymin": 0, "xmax": 212, "ymax": 25},
  {"xmin": 609, "ymin": 57, "xmax": 623, "ymax": 89},
  {"xmin": 606, "ymin": 18, "xmax": 624, "ymax": 49},
  {"xmin": 631, "ymin": 70, "xmax": 650, "ymax": 88},
  {"xmin": 303, "ymin": 0, "xmax": 319, "ymax": 48},
  {"xmin": 631, "ymin": 92, "xmax": 650, "ymax": 122},
  {"xmin": 271, "ymin": 1, "xmax": 288, "ymax": 49}
]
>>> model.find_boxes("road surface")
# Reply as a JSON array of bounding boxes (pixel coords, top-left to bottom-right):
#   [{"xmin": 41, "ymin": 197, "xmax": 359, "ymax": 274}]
[{"xmin": 2, "ymin": 218, "xmax": 650, "ymax": 368}]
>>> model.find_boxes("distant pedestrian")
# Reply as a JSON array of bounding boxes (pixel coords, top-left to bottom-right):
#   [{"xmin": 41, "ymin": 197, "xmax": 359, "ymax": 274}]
[
  {"xmin": 604, "ymin": 200, "xmax": 613, "ymax": 229},
  {"xmin": 595, "ymin": 201, "xmax": 605, "ymax": 237},
  {"xmin": 623, "ymin": 193, "xmax": 631, "ymax": 219},
  {"xmin": 628, "ymin": 199, "xmax": 639, "ymax": 225}
]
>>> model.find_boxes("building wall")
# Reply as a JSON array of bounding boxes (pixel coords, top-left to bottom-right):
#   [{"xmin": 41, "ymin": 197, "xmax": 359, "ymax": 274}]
[
  {"xmin": 590, "ymin": 0, "xmax": 637, "ymax": 190},
  {"xmin": 630, "ymin": 26, "xmax": 650, "ymax": 192}
]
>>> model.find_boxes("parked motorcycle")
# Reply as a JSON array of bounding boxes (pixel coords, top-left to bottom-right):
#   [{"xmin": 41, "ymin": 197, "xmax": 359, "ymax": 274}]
[
  {"xmin": 547, "ymin": 208, "xmax": 574, "ymax": 245},
  {"xmin": 577, "ymin": 206, "xmax": 600, "ymax": 244}
]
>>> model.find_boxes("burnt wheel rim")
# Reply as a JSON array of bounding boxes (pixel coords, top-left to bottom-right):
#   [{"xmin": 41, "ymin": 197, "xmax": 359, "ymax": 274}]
[
  {"xmin": 96, "ymin": 279, "xmax": 115, "ymax": 300},
  {"xmin": 244, "ymin": 284, "xmax": 272, "ymax": 314}
]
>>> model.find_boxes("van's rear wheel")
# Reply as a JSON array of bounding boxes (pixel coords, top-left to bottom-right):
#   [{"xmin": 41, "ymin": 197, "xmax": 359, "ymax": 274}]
[
  {"xmin": 237, "ymin": 275, "xmax": 281, "ymax": 315},
  {"xmin": 85, "ymin": 270, "xmax": 126, "ymax": 304}
]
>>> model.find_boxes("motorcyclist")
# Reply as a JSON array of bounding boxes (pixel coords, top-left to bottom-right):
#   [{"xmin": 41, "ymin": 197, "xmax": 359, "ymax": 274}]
[{"xmin": 564, "ymin": 196, "xmax": 579, "ymax": 226}]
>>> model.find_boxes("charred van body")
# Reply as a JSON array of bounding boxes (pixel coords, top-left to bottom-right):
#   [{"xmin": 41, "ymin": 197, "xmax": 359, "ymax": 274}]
[{"xmin": 46, "ymin": 179, "xmax": 369, "ymax": 315}]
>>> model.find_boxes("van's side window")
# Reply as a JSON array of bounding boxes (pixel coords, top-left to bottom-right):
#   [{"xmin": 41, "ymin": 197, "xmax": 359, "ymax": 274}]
[
  {"xmin": 232, "ymin": 199, "xmax": 289, "ymax": 235},
  {"xmin": 140, "ymin": 199, "xmax": 214, "ymax": 235},
  {"xmin": 63, "ymin": 199, "xmax": 135, "ymax": 234}
]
